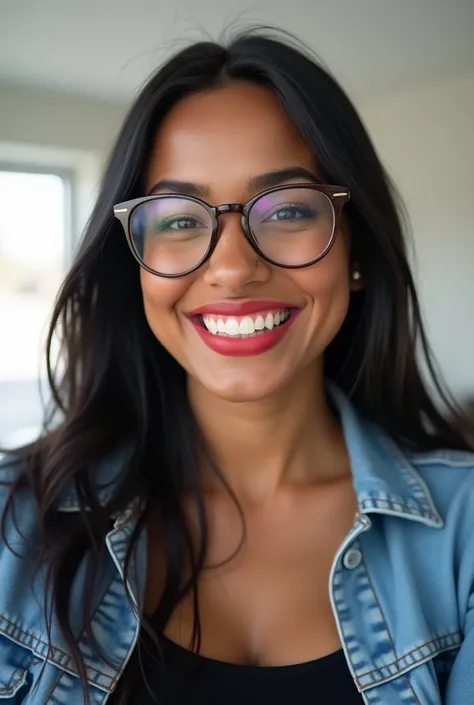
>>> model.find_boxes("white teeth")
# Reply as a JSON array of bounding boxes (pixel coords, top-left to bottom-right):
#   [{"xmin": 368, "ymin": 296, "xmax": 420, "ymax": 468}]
[
  {"xmin": 264, "ymin": 312, "xmax": 274, "ymax": 331},
  {"xmin": 201, "ymin": 309, "xmax": 290, "ymax": 337},
  {"xmin": 224, "ymin": 318, "xmax": 240, "ymax": 336},
  {"xmin": 239, "ymin": 317, "xmax": 255, "ymax": 335}
]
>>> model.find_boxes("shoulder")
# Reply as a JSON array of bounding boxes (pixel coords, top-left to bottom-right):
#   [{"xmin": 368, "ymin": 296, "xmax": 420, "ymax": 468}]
[
  {"xmin": 409, "ymin": 447, "xmax": 474, "ymax": 471},
  {"xmin": 400, "ymin": 447, "xmax": 474, "ymax": 561},
  {"xmin": 0, "ymin": 451, "xmax": 31, "ymax": 515},
  {"xmin": 0, "ymin": 450, "xmax": 26, "ymax": 482},
  {"xmin": 0, "ymin": 453, "xmax": 44, "ymax": 635},
  {"xmin": 0, "ymin": 455, "xmax": 70, "ymax": 700},
  {"xmin": 0, "ymin": 450, "xmax": 34, "ymax": 512},
  {"xmin": 407, "ymin": 447, "xmax": 474, "ymax": 518},
  {"xmin": 0, "ymin": 451, "xmax": 40, "ymax": 565}
]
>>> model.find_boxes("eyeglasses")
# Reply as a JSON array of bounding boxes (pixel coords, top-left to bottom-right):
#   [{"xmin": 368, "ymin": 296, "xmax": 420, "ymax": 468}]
[{"xmin": 113, "ymin": 183, "xmax": 350, "ymax": 278}]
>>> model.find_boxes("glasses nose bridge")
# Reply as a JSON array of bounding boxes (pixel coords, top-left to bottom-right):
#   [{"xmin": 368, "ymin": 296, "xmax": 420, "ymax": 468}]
[
  {"xmin": 215, "ymin": 202, "xmax": 245, "ymax": 218},
  {"xmin": 214, "ymin": 201, "xmax": 249, "ymax": 240},
  {"xmin": 211, "ymin": 201, "xmax": 257, "ymax": 261}
]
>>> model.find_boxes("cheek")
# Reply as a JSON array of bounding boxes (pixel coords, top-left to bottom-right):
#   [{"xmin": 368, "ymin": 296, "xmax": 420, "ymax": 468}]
[
  {"xmin": 139, "ymin": 270, "xmax": 186, "ymax": 346},
  {"xmin": 295, "ymin": 237, "xmax": 350, "ymax": 302},
  {"xmin": 291, "ymin": 247, "xmax": 351, "ymax": 346}
]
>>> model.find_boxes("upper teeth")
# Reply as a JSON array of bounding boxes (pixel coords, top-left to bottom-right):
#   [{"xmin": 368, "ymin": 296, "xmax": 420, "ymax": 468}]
[{"xmin": 202, "ymin": 310, "xmax": 290, "ymax": 337}]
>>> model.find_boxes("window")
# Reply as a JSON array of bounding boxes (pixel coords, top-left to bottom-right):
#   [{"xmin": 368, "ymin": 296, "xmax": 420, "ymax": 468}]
[{"xmin": 0, "ymin": 168, "xmax": 71, "ymax": 447}]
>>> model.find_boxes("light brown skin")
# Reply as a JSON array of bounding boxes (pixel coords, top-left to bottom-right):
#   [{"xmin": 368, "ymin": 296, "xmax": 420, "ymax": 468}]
[{"xmin": 142, "ymin": 81, "xmax": 362, "ymax": 666}]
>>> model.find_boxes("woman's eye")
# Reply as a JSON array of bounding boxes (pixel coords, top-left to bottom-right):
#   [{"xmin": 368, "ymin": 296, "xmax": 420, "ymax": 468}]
[
  {"xmin": 157, "ymin": 216, "xmax": 204, "ymax": 231},
  {"xmin": 267, "ymin": 205, "xmax": 314, "ymax": 221}
]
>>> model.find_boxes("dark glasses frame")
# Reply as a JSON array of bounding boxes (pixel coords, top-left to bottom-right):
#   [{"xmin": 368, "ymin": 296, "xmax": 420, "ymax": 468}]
[{"xmin": 113, "ymin": 183, "xmax": 350, "ymax": 278}]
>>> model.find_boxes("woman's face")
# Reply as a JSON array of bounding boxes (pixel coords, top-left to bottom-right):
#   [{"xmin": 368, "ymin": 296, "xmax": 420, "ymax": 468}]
[{"xmin": 141, "ymin": 81, "xmax": 357, "ymax": 402}]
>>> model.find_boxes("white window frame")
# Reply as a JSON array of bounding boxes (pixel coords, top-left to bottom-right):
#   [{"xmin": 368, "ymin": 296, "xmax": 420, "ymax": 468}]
[
  {"xmin": 0, "ymin": 162, "xmax": 75, "ymax": 268},
  {"xmin": 0, "ymin": 144, "xmax": 102, "ymax": 448}
]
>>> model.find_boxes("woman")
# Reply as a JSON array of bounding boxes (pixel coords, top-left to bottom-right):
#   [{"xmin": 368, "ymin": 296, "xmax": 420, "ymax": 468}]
[{"xmin": 0, "ymin": 29, "xmax": 473, "ymax": 705}]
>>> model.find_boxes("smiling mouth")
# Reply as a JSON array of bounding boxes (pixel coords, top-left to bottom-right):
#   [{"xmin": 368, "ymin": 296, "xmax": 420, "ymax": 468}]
[{"xmin": 194, "ymin": 308, "xmax": 292, "ymax": 338}]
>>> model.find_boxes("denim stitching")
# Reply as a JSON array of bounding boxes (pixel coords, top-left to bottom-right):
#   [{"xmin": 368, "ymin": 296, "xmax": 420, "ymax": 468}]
[
  {"xmin": 357, "ymin": 632, "xmax": 462, "ymax": 682},
  {"xmin": 0, "ymin": 667, "xmax": 26, "ymax": 693},
  {"xmin": 358, "ymin": 641, "xmax": 461, "ymax": 691},
  {"xmin": 359, "ymin": 496, "xmax": 439, "ymax": 522},
  {"xmin": 0, "ymin": 616, "xmax": 117, "ymax": 687},
  {"xmin": 362, "ymin": 559, "xmax": 421, "ymax": 702}
]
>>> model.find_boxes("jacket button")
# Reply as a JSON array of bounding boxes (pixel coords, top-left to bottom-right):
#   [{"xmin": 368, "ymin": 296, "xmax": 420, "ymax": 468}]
[{"xmin": 342, "ymin": 548, "xmax": 362, "ymax": 570}]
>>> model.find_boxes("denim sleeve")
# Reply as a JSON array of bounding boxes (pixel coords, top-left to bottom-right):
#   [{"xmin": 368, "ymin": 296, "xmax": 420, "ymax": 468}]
[
  {"xmin": 445, "ymin": 590, "xmax": 474, "ymax": 704},
  {"xmin": 0, "ymin": 455, "xmax": 36, "ymax": 702},
  {"xmin": 444, "ymin": 469, "xmax": 474, "ymax": 704},
  {"xmin": 0, "ymin": 633, "xmax": 32, "ymax": 703}
]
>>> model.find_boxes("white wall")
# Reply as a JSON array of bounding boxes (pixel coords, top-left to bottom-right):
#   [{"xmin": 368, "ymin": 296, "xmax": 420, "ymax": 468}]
[
  {"xmin": 0, "ymin": 85, "xmax": 126, "ymax": 240},
  {"xmin": 0, "ymin": 84, "xmax": 125, "ymax": 153},
  {"xmin": 360, "ymin": 70, "xmax": 474, "ymax": 401}
]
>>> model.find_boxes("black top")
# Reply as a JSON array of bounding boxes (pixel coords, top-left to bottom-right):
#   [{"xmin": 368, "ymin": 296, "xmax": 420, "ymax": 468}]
[{"xmin": 134, "ymin": 634, "xmax": 364, "ymax": 704}]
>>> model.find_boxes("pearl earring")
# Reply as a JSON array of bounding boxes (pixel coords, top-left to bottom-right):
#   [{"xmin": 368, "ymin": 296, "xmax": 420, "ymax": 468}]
[{"xmin": 351, "ymin": 269, "xmax": 362, "ymax": 281}]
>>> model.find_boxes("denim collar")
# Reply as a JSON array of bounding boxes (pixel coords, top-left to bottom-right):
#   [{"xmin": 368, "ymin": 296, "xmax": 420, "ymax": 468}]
[
  {"xmin": 57, "ymin": 384, "xmax": 443, "ymax": 528},
  {"xmin": 328, "ymin": 384, "xmax": 443, "ymax": 528}
]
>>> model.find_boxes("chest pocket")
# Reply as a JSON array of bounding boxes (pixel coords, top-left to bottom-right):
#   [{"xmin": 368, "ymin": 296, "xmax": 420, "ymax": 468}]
[{"xmin": 0, "ymin": 634, "xmax": 31, "ymax": 700}]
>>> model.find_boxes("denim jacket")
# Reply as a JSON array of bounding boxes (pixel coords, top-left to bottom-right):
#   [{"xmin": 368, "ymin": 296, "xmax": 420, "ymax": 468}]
[{"xmin": 1, "ymin": 386, "xmax": 474, "ymax": 704}]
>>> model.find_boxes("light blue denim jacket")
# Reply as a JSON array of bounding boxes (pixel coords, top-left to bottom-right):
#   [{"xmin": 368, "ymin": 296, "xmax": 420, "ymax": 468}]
[{"xmin": 1, "ymin": 387, "xmax": 474, "ymax": 704}]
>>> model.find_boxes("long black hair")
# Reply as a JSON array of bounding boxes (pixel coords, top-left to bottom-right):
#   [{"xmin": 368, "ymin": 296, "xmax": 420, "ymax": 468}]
[{"xmin": 2, "ymin": 28, "xmax": 472, "ymax": 704}]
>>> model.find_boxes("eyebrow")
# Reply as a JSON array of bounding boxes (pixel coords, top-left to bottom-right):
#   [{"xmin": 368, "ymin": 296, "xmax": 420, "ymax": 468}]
[
  {"xmin": 147, "ymin": 167, "xmax": 320, "ymax": 199},
  {"xmin": 249, "ymin": 167, "xmax": 320, "ymax": 191},
  {"xmin": 148, "ymin": 179, "xmax": 210, "ymax": 198}
]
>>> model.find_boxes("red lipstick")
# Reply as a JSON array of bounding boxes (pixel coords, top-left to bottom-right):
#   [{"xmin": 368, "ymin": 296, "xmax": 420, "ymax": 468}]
[{"xmin": 187, "ymin": 301, "xmax": 301, "ymax": 357}]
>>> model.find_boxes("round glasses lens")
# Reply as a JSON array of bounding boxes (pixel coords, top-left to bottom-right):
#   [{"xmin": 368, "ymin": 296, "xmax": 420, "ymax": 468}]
[
  {"xmin": 129, "ymin": 197, "xmax": 213, "ymax": 275},
  {"xmin": 248, "ymin": 187, "xmax": 335, "ymax": 266}
]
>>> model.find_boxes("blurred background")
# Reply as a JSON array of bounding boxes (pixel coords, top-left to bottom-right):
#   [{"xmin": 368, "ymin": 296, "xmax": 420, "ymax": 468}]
[{"xmin": 0, "ymin": 0, "xmax": 473, "ymax": 446}]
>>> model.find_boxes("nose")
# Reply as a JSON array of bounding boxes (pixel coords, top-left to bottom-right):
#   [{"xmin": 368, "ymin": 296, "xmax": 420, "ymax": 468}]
[{"xmin": 202, "ymin": 213, "xmax": 270, "ymax": 291}]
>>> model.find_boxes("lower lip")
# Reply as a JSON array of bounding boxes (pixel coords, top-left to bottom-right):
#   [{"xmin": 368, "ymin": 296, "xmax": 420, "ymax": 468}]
[{"xmin": 190, "ymin": 311, "xmax": 300, "ymax": 357}]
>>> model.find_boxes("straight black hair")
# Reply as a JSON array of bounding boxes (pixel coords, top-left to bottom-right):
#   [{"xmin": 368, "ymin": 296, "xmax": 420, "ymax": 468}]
[{"xmin": 2, "ymin": 28, "xmax": 472, "ymax": 704}]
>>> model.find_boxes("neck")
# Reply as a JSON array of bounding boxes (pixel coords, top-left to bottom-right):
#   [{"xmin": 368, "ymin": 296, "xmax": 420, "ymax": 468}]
[{"xmin": 187, "ymin": 366, "xmax": 350, "ymax": 503}]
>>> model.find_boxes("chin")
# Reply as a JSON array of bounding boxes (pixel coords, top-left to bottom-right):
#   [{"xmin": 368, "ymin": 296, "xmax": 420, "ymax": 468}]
[{"xmin": 197, "ymin": 369, "xmax": 284, "ymax": 404}]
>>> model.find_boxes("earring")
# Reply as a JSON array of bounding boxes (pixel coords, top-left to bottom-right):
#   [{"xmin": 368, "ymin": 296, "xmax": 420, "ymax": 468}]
[{"xmin": 351, "ymin": 269, "xmax": 362, "ymax": 281}]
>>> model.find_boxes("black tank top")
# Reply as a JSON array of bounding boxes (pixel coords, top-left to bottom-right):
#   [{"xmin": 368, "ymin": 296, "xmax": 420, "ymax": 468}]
[{"xmin": 134, "ymin": 634, "xmax": 364, "ymax": 704}]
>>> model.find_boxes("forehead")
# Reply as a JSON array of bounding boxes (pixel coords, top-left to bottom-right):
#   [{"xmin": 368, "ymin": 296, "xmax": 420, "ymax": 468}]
[{"xmin": 145, "ymin": 81, "xmax": 319, "ymax": 194}]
